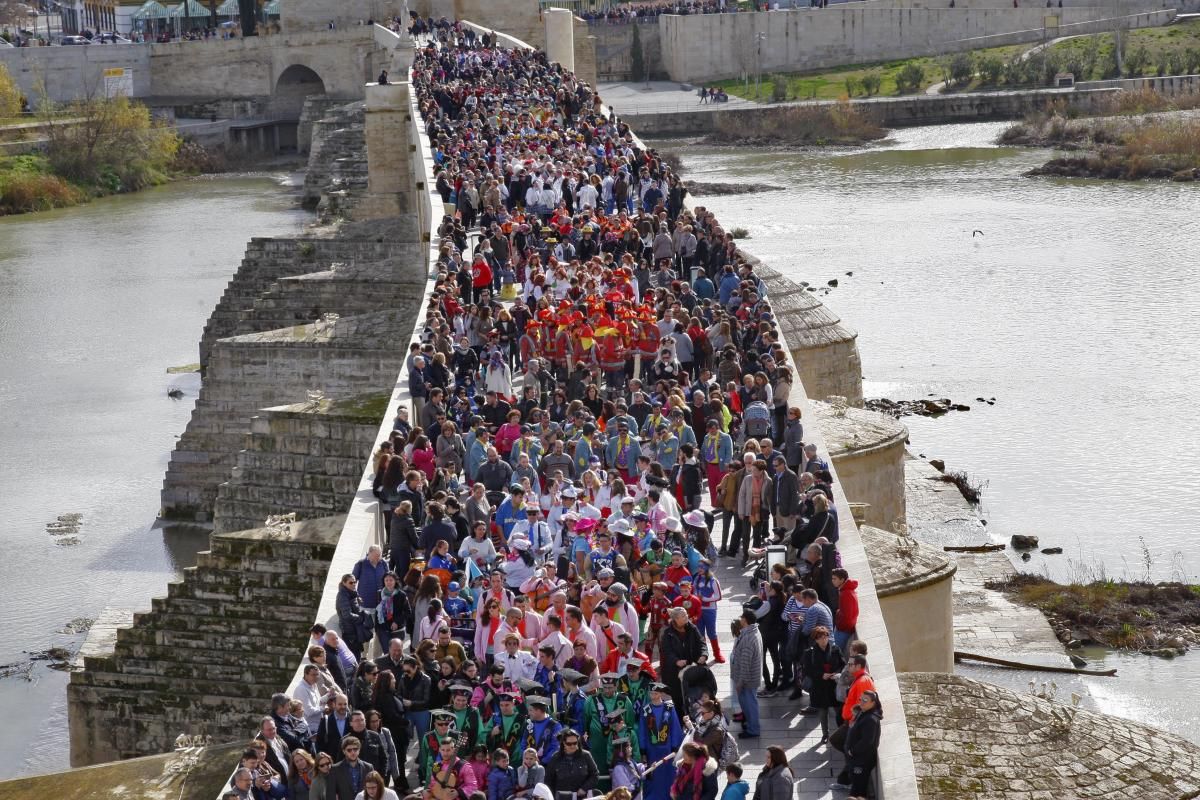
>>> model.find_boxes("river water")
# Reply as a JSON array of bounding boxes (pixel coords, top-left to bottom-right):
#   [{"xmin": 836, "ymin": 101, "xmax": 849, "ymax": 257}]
[
  {"xmin": 0, "ymin": 174, "xmax": 308, "ymax": 778},
  {"xmin": 673, "ymin": 121, "xmax": 1200, "ymax": 743}
]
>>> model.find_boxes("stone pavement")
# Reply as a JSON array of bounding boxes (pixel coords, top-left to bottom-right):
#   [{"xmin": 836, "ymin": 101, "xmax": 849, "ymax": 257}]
[
  {"xmin": 901, "ymin": 671, "xmax": 1200, "ymax": 799},
  {"xmin": 706, "ymin": 548, "xmax": 850, "ymax": 799},
  {"xmin": 598, "ymin": 80, "xmax": 756, "ymax": 116}
]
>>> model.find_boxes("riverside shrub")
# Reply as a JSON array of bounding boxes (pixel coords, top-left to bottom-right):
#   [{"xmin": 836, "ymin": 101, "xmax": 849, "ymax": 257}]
[
  {"xmin": 42, "ymin": 95, "xmax": 180, "ymax": 193},
  {"xmin": 0, "ymin": 63, "xmax": 20, "ymax": 118},
  {"xmin": 895, "ymin": 63, "xmax": 924, "ymax": 94}
]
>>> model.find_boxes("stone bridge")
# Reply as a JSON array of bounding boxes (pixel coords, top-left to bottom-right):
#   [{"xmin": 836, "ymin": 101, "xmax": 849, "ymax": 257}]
[{"xmin": 0, "ymin": 28, "xmax": 388, "ymax": 118}]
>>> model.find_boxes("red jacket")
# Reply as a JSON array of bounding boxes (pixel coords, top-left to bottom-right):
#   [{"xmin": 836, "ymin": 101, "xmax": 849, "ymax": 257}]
[
  {"xmin": 600, "ymin": 647, "xmax": 658, "ymax": 680},
  {"xmin": 471, "ymin": 259, "xmax": 493, "ymax": 289},
  {"xmin": 836, "ymin": 579, "xmax": 859, "ymax": 633}
]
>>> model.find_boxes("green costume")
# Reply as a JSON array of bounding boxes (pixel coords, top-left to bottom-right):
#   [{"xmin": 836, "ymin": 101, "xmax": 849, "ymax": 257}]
[
  {"xmin": 487, "ymin": 710, "xmax": 528, "ymax": 755},
  {"xmin": 584, "ymin": 692, "xmax": 635, "ymax": 778}
]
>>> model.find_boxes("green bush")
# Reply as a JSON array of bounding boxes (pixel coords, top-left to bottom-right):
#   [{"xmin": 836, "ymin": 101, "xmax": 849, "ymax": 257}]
[
  {"xmin": 1002, "ymin": 59, "xmax": 1028, "ymax": 87},
  {"xmin": 895, "ymin": 62, "xmax": 924, "ymax": 94},
  {"xmin": 844, "ymin": 75, "xmax": 862, "ymax": 97},
  {"xmin": 860, "ymin": 71, "xmax": 882, "ymax": 97},
  {"xmin": 771, "ymin": 73, "xmax": 788, "ymax": 102},
  {"xmin": 1124, "ymin": 45, "xmax": 1150, "ymax": 77},
  {"xmin": 0, "ymin": 63, "xmax": 21, "ymax": 118},
  {"xmin": 977, "ymin": 56, "xmax": 1004, "ymax": 86},
  {"xmin": 948, "ymin": 52, "xmax": 975, "ymax": 86},
  {"xmin": 1186, "ymin": 48, "xmax": 1200, "ymax": 75}
]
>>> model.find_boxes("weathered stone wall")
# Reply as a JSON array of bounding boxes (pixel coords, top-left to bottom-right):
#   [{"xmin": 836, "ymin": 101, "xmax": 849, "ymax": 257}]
[
  {"xmin": 811, "ymin": 401, "xmax": 908, "ymax": 531},
  {"xmin": 860, "ymin": 526, "xmax": 956, "ymax": 673},
  {"xmin": 161, "ymin": 311, "xmax": 414, "ymax": 522},
  {"xmin": 302, "ymin": 102, "xmax": 367, "ymax": 209},
  {"xmin": 147, "ymin": 30, "xmax": 383, "ymax": 104},
  {"xmin": 658, "ymin": 6, "xmax": 1175, "ymax": 83},
  {"xmin": 590, "ymin": 21, "xmax": 665, "ymax": 82},
  {"xmin": 901, "ymin": 672, "xmax": 1200, "ymax": 798},
  {"xmin": 212, "ymin": 398, "xmax": 387, "ymax": 535},
  {"xmin": 283, "ymin": 0, "xmax": 407, "ymax": 31},
  {"xmin": 0, "ymin": 43, "xmax": 150, "ymax": 105},
  {"xmin": 68, "ymin": 518, "xmax": 342, "ymax": 766},
  {"xmin": 623, "ymin": 85, "xmax": 1137, "ymax": 135}
]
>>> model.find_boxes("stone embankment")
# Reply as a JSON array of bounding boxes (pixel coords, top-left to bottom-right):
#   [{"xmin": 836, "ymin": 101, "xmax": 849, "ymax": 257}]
[
  {"xmin": 67, "ymin": 517, "xmax": 342, "ymax": 766},
  {"xmin": 160, "ymin": 100, "xmax": 426, "ymax": 525}
]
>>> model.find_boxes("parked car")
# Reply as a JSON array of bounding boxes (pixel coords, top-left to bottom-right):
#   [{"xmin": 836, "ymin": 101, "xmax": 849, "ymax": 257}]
[
  {"xmin": 59, "ymin": 35, "xmax": 90, "ymax": 45},
  {"xmin": 93, "ymin": 32, "xmax": 131, "ymax": 44}
]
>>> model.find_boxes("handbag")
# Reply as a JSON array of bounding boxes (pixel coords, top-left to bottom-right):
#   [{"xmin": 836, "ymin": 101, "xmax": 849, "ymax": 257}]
[{"xmin": 829, "ymin": 722, "xmax": 849, "ymax": 753}]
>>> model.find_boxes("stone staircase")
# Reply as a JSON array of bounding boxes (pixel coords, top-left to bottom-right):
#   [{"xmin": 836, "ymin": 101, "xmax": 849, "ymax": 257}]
[
  {"xmin": 211, "ymin": 395, "xmax": 387, "ymax": 535},
  {"xmin": 303, "ymin": 102, "xmax": 367, "ymax": 210},
  {"xmin": 67, "ymin": 517, "xmax": 343, "ymax": 766}
]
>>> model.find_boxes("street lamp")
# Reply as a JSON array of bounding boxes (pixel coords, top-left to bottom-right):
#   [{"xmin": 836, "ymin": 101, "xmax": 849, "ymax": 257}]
[{"xmin": 755, "ymin": 31, "xmax": 766, "ymax": 99}]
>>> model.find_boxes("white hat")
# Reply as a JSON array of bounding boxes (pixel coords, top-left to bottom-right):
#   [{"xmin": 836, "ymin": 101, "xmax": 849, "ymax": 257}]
[
  {"xmin": 531, "ymin": 785, "xmax": 554, "ymax": 800},
  {"xmin": 608, "ymin": 519, "xmax": 631, "ymax": 535},
  {"xmin": 512, "ymin": 538, "xmax": 531, "ymax": 551},
  {"xmin": 663, "ymin": 517, "xmax": 682, "ymax": 532},
  {"xmin": 561, "ymin": 486, "xmax": 579, "ymax": 498},
  {"xmin": 683, "ymin": 510, "xmax": 707, "ymax": 529}
]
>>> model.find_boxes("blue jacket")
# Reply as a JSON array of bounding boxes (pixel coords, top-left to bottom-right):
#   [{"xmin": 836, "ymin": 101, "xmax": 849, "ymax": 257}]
[
  {"xmin": 721, "ymin": 779, "xmax": 751, "ymax": 800},
  {"xmin": 718, "ymin": 272, "xmax": 741, "ymax": 306},
  {"xmin": 573, "ymin": 435, "xmax": 595, "ymax": 475},
  {"xmin": 466, "ymin": 438, "xmax": 488, "ymax": 482},
  {"xmin": 605, "ymin": 432, "xmax": 642, "ymax": 472},
  {"xmin": 351, "ymin": 556, "xmax": 389, "ymax": 608},
  {"xmin": 409, "ymin": 364, "xmax": 429, "ymax": 399},
  {"xmin": 693, "ymin": 275, "xmax": 716, "ymax": 300},
  {"xmin": 487, "ymin": 765, "xmax": 518, "ymax": 800}
]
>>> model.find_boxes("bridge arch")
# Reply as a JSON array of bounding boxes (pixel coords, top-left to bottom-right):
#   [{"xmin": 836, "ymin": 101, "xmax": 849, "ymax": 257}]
[{"xmin": 273, "ymin": 63, "xmax": 327, "ymax": 117}]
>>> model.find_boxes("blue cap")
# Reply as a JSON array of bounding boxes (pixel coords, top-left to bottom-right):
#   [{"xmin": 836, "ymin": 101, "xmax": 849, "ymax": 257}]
[{"xmin": 448, "ymin": 582, "xmax": 460, "ymax": 592}]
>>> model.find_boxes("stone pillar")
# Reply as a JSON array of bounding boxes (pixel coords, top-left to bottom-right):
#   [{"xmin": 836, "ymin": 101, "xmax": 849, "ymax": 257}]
[
  {"xmin": 544, "ymin": 7, "xmax": 574, "ymax": 73},
  {"xmin": 359, "ymin": 81, "xmax": 415, "ymax": 220}
]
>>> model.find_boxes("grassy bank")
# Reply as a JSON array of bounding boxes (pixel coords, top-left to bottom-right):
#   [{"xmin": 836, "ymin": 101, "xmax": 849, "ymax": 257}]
[
  {"xmin": 989, "ymin": 573, "xmax": 1200, "ymax": 655},
  {"xmin": 0, "ymin": 154, "xmax": 83, "ymax": 214},
  {"xmin": 1046, "ymin": 17, "xmax": 1200, "ymax": 81}
]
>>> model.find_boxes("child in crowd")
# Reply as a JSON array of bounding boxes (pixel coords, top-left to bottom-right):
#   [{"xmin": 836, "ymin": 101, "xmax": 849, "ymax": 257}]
[
  {"xmin": 721, "ymin": 762, "xmax": 750, "ymax": 800},
  {"xmin": 486, "ymin": 748, "xmax": 517, "ymax": 800},
  {"xmin": 515, "ymin": 747, "xmax": 544, "ymax": 796}
]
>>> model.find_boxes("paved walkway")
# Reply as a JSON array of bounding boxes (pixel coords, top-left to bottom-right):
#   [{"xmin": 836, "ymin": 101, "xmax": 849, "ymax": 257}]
[
  {"xmin": 599, "ymin": 80, "xmax": 756, "ymax": 115},
  {"xmin": 708, "ymin": 550, "xmax": 850, "ymax": 799}
]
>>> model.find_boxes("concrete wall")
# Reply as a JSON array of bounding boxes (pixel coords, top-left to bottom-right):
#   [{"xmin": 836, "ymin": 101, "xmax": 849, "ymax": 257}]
[
  {"xmin": 620, "ymin": 84, "xmax": 1131, "ymax": 133},
  {"xmin": 591, "ymin": 21, "xmax": 666, "ymax": 82},
  {"xmin": 879, "ymin": 575, "xmax": 956, "ymax": 672},
  {"xmin": 658, "ymin": 6, "xmax": 1173, "ymax": 82},
  {"xmin": 0, "ymin": 44, "xmax": 149, "ymax": 104}
]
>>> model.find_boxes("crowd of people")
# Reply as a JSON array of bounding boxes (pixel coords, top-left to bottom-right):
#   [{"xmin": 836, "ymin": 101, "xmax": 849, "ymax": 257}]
[
  {"xmin": 578, "ymin": 2, "xmax": 734, "ymax": 24},
  {"xmin": 223, "ymin": 20, "xmax": 885, "ymax": 800}
]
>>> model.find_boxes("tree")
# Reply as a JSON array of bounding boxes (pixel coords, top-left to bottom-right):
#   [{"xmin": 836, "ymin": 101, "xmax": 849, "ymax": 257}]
[
  {"xmin": 977, "ymin": 56, "xmax": 1003, "ymax": 86},
  {"xmin": 860, "ymin": 71, "xmax": 882, "ymax": 97},
  {"xmin": 631, "ymin": 22, "xmax": 646, "ymax": 83},
  {"xmin": 0, "ymin": 63, "xmax": 20, "ymax": 117},
  {"xmin": 894, "ymin": 63, "xmax": 924, "ymax": 94},
  {"xmin": 238, "ymin": 0, "xmax": 257, "ymax": 37},
  {"xmin": 41, "ymin": 95, "xmax": 180, "ymax": 192},
  {"xmin": 948, "ymin": 52, "xmax": 975, "ymax": 86}
]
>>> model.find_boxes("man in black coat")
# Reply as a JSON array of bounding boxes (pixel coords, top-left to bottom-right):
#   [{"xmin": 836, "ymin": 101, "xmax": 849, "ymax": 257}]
[
  {"xmin": 770, "ymin": 456, "xmax": 801, "ymax": 542},
  {"xmin": 328, "ymin": 735, "xmax": 375, "ymax": 800},
  {"xmin": 345, "ymin": 711, "xmax": 386, "ymax": 779},
  {"xmin": 269, "ymin": 693, "xmax": 306, "ymax": 753},
  {"xmin": 398, "ymin": 656, "xmax": 432, "ymax": 734},
  {"xmin": 316, "ymin": 694, "xmax": 354, "ymax": 757},
  {"xmin": 374, "ymin": 638, "xmax": 407, "ymax": 683},
  {"xmin": 480, "ymin": 391, "xmax": 512, "ymax": 430}
]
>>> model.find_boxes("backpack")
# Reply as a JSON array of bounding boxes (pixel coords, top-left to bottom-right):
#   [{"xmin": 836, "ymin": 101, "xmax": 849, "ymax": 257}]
[
  {"xmin": 743, "ymin": 401, "xmax": 771, "ymax": 437},
  {"xmin": 718, "ymin": 727, "xmax": 740, "ymax": 769}
]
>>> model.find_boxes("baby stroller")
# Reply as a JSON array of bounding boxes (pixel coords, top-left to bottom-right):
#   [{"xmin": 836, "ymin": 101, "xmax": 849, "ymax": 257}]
[{"xmin": 679, "ymin": 663, "xmax": 719, "ymax": 725}]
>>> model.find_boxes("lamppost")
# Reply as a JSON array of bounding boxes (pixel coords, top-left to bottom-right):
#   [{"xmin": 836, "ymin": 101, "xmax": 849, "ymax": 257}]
[{"xmin": 755, "ymin": 31, "xmax": 766, "ymax": 99}]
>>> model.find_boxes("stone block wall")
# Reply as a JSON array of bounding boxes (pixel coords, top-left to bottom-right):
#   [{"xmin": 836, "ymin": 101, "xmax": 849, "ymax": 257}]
[
  {"xmin": 303, "ymin": 102, "xmax": 367, "ymax": 209},
  {"xmin": 161, "ymin": 311, "xmax": 414, "ymax": 521},
  {"xmin": 212, "ymin": 398, "xmax": 387, "ymax": 534},
  {"xmin": 67, "ymin": 518, "xmax": 343, "ymax": 766}
]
